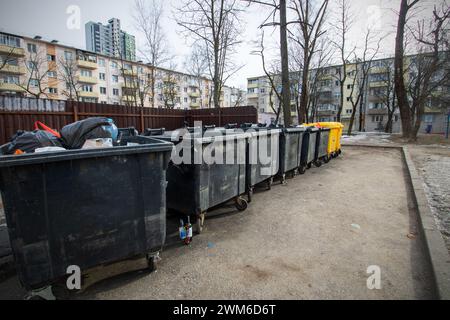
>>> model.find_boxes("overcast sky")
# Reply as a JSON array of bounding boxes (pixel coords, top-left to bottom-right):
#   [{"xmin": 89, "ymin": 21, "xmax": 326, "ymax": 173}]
[{"xmin": 0, "ymin": 0, "xmax": 440, "ymax": 88}]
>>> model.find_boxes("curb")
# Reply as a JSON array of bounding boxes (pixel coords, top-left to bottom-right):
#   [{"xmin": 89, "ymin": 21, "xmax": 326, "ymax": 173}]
[{"xmin": 344, "ymin": 143, "xmax": 450, "ymax": 300}]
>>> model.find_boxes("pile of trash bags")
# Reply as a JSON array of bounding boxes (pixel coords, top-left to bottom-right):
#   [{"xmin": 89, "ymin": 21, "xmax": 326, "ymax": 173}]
[{"xmin": 1, "ymin": 117, "xmax": 119, "ymax": 155}]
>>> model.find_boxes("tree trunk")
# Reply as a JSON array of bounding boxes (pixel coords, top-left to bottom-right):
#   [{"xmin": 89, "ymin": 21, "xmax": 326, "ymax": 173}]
[
  {"xmin": 347, "ymin": 108, "xmax": 357, "ymax": 136},
  {"xmin": 280, "ymin": 0, "xmax": 292, "ymax": 126},
  {"xmin": 394, "ymin": 0, "xmax": 413, "ymax": 138}
]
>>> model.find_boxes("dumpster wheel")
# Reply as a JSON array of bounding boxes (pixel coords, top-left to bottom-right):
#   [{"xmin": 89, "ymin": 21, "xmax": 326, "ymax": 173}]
[
  {"xmin": 299, "ymin": 165, "xmax": 307, "ymax": 175},
  {"xmin": 195, "ymin": 213, "xmax": 205, "ymax": 234},
  {"xmin": 247, "ymin": 187, "xmax": 253, "ymax": 203},
  {"xmin": 314, "ymin": 160, "xmax": 322, "ymax": 168},
  {"xmin": 281, "ymin": 174, "xmax": 287, "ymax": 185},
  {"xmin": 307, "ymin": 163, "xmax": 312, "ymax": 169},
  {"xmin": 147, "ymin": 254, "xmax": 159, "ymax": 272},
  {"xmin": 324, "ymin": 156, "xmax": 331, "ymax": 164},
  {"xmin": 235, "ymin": 197, "xmax": 248, "ymax": 211},
  {"xmin": 267, "ymin": 177, "xmax": 273, "ymax": 190}
]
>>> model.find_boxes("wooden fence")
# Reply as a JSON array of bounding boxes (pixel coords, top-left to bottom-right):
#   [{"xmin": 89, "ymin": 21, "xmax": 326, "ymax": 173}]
[{"xmin": 0, "ymin": 96, "xmax": 257, "ymax": 145}]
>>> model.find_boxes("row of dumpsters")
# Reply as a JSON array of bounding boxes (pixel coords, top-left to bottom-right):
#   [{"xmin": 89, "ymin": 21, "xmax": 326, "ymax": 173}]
[{"xmin": 0, "ymin": 122, "xmax": 343, "ymax": 298}]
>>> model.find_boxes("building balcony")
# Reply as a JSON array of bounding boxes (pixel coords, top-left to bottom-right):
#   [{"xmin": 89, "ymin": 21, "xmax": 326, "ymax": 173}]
[
  {"xmin": 77, "ymin": 59, "xmax": 97, "ymax": 69},
  {"xmin": 190, "ymin": 102, "xmax": 200, "ymax": 108},
  {"xmin": 122, "ymin": 69, "xmax": 137, "ymax": 76},
  {"xmin": 248, "ymin": 82, "xmax": 258, "ymax": 89},
  {"xmin": 78, "ymin": 91, "xmax": 99, "ymax": 98},
  {"xmin": 122, "ymin": 82, "xmax": 138, "ymax": 89},
  {"xmin": 369, "ymin": 67, "xmax": 388, "ymax": 74},
  {"xmin": 247, "ymin": 92, "xmax": 258, "ymax": 99},
  {"xmin": 369, "ymin": 81, "xmax": 388, "ymax": 88},
  {"xmin": 0, "ymin": 45, "xmax": 25, "ymax": 57},
  {"xmin": 0, "ymin": 65, "xmax": 26, "ymax": 74},
  {"xmin": 317, "ymin": 109, "xmax": 337, "ymax": 115},
  {"xmin": 0, "ymin": 82, "xmax": 25, "ymax": 92},
  {"xmin": 318, "ymin": 74, "xmax": 332, "ymax": 81},
  {"xmin": 77, "ymin": 76, "xmax": 98, "ymax": 84},
  {"xmin": 123, "ymin": 95, "xmax": 138, "ymax": 102},
  {"xmin": 189, "ymin": 91, "xmax": 200, "ymax": 98},
  {"xmin": 368, "ymin": 108, "xmax": 388, "ymax": 115}
]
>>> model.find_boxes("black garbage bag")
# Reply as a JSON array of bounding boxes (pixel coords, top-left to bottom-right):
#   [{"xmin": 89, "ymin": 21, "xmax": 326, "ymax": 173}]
[
  {"xmin": 7, "ymin": 130, "xmax": 63, "ymax": 154},
  {"xmin": 60, "ymin": 117, "xmax": 117, "ymax": 149}
]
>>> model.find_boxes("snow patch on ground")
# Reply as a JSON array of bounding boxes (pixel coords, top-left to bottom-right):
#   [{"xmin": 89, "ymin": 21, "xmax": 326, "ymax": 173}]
[{"xmin": 342, "ymin": 132, "xmax": 394, "ymax": 144}]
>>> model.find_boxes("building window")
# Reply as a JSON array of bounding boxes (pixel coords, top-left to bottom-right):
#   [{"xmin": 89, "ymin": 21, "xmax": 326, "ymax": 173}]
[
  {"xmin": 82, "ymin": 85, "xmax": 93, "ymax": 92},
  {"xmin": 48, "ymin": 87, "xmax": 58, "ymax": 94},
  {"xmin": 27, "ymin": 61, "xmax": 37, "ymax": 70},
  {"xmin": 423, "ymin": 115, "xmax": 434, "ymax": 123},
  {"xmin": 99, "ymin": 73, "xmax": 106, "ymax": 81},
  {"xmin": 113, "ymin": 88, "xmax": 119, "ymax": 96},
  {"xmin": 27, "ymin": 43, "xmax": 37, "ymax": 53},
  {"xmin": 112, "ymin": 75, "xmax": 119, "ymax": 83},
  {"xmin": 184, "ymin": 97, "xmax": 188, "ymax": 103},
  {"xmin": 80, "ymin": 69, "xmax": 92, "ymax": 77},
  {"xmin": 0, "ymin": 34, "xmax": 21, "ymax": 47},
  {"xmin": 30, "ymin": 79, "xmax": 39, "ymax": 87},
  {"xmin": 100, "ymin": 87, "xmax": 107, "ymax": 94},
  {"xmin": 98, "ymin": 59, "xmax": 105, "ymax": 67},
  {"xmin": 111, "ymin": 61, "xmax": 118, "ymax": 69},
  {"xmin": 47, "ymin": 71, "xmax": 57, "ymax": 78},
  {"xmin": 47, "ymin": 54, "xmax": 55, "ymax": 62},
  {"xmin": 64, "ymin": 51, "xmax": 73, "ymax": 61}
]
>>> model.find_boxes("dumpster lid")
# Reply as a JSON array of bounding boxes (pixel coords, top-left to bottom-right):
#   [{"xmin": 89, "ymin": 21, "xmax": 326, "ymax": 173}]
[
  {"xmin": 153, "ymin": 128, "xmax": 248, "ymax": 144},
  {"xmin": 0, "ymin": 137, "xmax": 173, "ymax": 168}
]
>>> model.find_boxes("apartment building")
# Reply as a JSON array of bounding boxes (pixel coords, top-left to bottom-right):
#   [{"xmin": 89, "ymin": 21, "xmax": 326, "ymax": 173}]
[
  {"xmin": 248, "ymin": 54, "xmax": 449, "ymax": 134},
  {"xmin": 0, "ymin": 31, "xmax": 241, "ymax": 110},
  {"xmin": 86, "ymin": 18, "xmax": 136, "ymax": 61}
]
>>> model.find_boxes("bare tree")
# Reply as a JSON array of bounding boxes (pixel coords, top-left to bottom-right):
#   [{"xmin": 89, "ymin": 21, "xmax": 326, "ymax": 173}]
[
  {"xmin": 243, "ymin": 0, "xmax": 292, "ymax": 125},
  {"xmin": 372, "ymin": 59, "xmax": 397, "ymax": 133},
  {"xmin": 302, "ymin": 38, "xmax": 333, "ymax": 123},
  {"xmin": 184, "ymin": 45, "xmax": 209, "ymax": 108},
  {"xmin": 252, "ymin": 31, "xmax": 284, "ymax": 124},
  {"xmin": 232, "ymin": 88, "xmax": 246, "ymax": 107},
  {"xmin": 176, "ymin": 0, "xmax": 243, "ymax": 110},
  {"xmin": 161, "ymin": 65, "xmax": 180, "ymax": 109},
  {"xmin": 134, "ymin": 0, "xmax": 171, "ymax": 108},
  {"xmin": 0, "ymin": 47, "xmax": 17, "ymax": 71},
  {"xmin": 18, "ymin": 47, "xmax": 50, "ymax": 99},
  {"xmin": 330, "ymin": 0, "xmax": 356, "ymax": 122},
  {"xmin": 58, "ymin": 55, "xmax": 82, "ymax": 101},
  {"xmin": 289, "ymin": 0, "xmax": 329, "ymax": 123},
  {"xmin": 346, "ymin": 29, "xmax": 381, "ymax": 135},
  {"xmin": 394, "ymin": 0, "xmax": 420, "ymax": 139},
  {"xmin": 405, "ymin": 3, "xmax": 450, "ymax": 140}
]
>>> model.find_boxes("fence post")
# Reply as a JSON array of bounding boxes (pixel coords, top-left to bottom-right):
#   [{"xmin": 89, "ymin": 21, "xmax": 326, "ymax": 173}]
[
  {"xmin": 140, "ymin": 107, "xmax": 144, "ymax": 132},
  {"xmin": 73, "ymin": 101, "xmax": 79, "ymax": 122}
]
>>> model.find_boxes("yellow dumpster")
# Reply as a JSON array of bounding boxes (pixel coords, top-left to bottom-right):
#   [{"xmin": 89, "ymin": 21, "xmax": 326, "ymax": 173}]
[
  {"xmin": 304, "ymin": 122, "xmax": 344, "ymax": 158},
  {"xmin": 315, "ymin": 122, "xmax": 344, "ymax": 157}
]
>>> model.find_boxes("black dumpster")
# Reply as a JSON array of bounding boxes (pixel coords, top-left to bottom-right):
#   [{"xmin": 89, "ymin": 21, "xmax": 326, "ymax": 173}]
[
  {"xmin": 299, "ymin": 127, "xmax": 319, "ymax": 174},
  {"xmin": 314, "ymin": 127, "xmax": 331, "ymax": 167},
  {"xmin": 240, "ymin": 125, "xmax": 281, "ymax": 202},
  {"xmin": 0, "ymin": 136, "xmax": 173, "ymax": 291},
  {"xmin": 154, "ymin": 128, "xmax": 248, "ymax": 234},
  {"xmin": 278, "ymin": 127, "xmax": 306, "ymax": 184}
]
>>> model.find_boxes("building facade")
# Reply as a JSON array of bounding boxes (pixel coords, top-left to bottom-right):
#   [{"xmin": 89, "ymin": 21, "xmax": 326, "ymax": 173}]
[
  {"xmin": 85, "ymin": 18, "xmax": 136, "ymax": 61},
  {"xmin": 0, "ymin": 31, "xmax": 241, "ymax": 110},
  {"xmin": 248, "ymin": 55, "xmax": 449, "ymax": 134}
]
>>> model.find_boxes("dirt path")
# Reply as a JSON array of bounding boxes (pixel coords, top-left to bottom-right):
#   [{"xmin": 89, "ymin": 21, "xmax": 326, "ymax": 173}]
[{"xmin": 0, "ymin": 147, "xmax": 435, "ymax": 300}]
